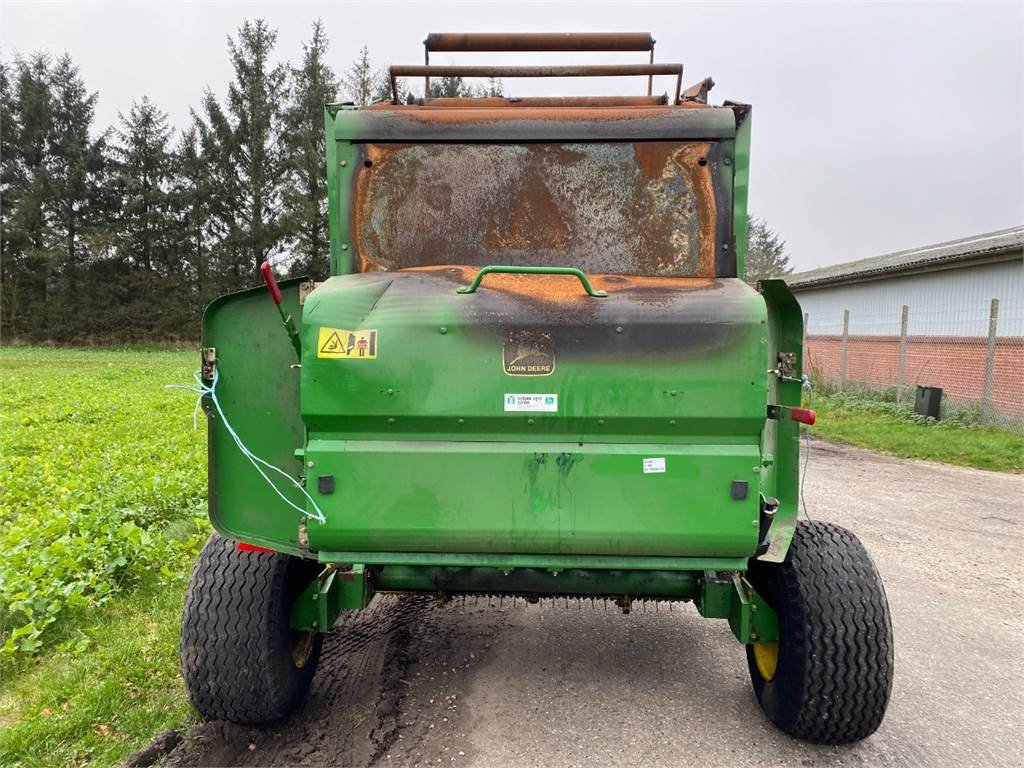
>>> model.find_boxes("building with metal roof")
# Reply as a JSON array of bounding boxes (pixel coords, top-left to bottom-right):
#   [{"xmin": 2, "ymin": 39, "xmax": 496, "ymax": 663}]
[
  {"xmin": 787, "ymin": 226, "xmax": 1023, "ymax": 422},
  {"xmin": 788, "ymin": 226, "xmax": 1023, "ymax": 291}
]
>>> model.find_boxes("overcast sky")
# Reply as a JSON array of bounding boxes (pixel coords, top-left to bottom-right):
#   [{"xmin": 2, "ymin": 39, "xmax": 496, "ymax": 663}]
[{"xmin": 2, "ymin": 0, "xmax": 1021, "ymax": 272}]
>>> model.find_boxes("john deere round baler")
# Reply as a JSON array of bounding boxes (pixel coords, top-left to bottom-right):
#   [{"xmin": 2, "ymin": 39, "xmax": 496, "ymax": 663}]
[{"xmin": 180, "ymin": 32, "xmax": 893, "ymax": 745}]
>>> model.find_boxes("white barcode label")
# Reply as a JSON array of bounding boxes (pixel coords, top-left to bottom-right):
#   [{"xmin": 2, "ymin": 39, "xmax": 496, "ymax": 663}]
[
  {"xmin": 643, "ymin": 457, "xmax": 666, "ymax": 474},
  {"xmin": 504, "ymin": 394, "xmax": 558, "ymax": 412}
]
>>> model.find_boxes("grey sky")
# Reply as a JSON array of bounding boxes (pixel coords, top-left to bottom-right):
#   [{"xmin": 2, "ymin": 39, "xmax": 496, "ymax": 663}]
[{"xmin": 2, "ymin": 0, "xmax": 1021, "ymax": 272}]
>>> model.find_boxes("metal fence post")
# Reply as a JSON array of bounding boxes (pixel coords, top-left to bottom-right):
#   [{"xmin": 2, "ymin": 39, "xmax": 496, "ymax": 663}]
[
  {"xmin": 840, "ymin": 309, "xmax": 849, "ymax": 390},
  {"xmin": 803, "ymin": 312, "xmax": 809, "ymax": 369},
  {"xmin": 982, "ymin": 298, "xmax": 999, "ymax": 419},
  {"xmin": 896, "ymin": 304, "xmax": 909, "ymax": 403}
]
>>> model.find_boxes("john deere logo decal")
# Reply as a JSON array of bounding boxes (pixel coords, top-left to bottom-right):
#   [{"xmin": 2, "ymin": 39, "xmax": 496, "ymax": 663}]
[
  {"xmin": 317, "ymin": 327, "xmax": 378, "ymax": 359},
  {"xmin": 503, "ymin": 329, "xmax": 554, "ymax": 376}
]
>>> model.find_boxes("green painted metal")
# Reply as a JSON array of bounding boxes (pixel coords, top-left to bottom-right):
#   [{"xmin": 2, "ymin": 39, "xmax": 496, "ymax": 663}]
[
  {"xmin": 457, "ymin": 265, "xmax": 607, "ymax": 297},
  {"xmin": 696, "ymin": 572, "xmax": 778, "ymax": 644},
  {"xmin": 201, "ymin": 278, "xmax": 308, "ymax": 557},
  {"xmin": 372, "ymin": 566, "xmax": 700, "ymax": 599},
  {"xmin": 757, "ymin": 279, "xmax": 805, "ymax": 563},
  {"xmin": 273, "ymin": 299, "xmax": 302, "ymax": 360},
  {"xmin": 202, "ymin": 69, "xmax": 800, "ymax": 644},
  {"xmin": 730, "ymin": 104, "xmax": 752, "ymax": 279},
  {"xmin": 292, "ymin": 565, "xmax": 373, "ymax": 631},
  {"xmin": 318, "ymin": 552, "xmax": 749, "ymax": 572},
  {"xmin": 324, "ymin": 104, "xmax": 358, "ymax": 275}
]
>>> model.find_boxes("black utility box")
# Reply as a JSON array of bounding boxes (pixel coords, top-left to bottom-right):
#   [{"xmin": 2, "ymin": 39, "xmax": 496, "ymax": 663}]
[{"xmin": 914, "ymin": 386, "xmax": 942, "ymax": 419}]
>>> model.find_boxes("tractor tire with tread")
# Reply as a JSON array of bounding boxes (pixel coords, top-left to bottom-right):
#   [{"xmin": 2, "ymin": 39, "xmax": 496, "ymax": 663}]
[
  {"xmin": 180, "ymin": 533, "xmax": 323, "ymax": 725},
  {"xmin": 746, "ymin": 520, "xmax": 893, "ymax": 744}
]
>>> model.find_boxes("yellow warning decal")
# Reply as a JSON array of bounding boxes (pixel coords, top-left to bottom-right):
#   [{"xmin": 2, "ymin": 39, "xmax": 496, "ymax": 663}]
[{"xmin": 317, "ymin": 327, "xmax": 378, "ymax": 359}]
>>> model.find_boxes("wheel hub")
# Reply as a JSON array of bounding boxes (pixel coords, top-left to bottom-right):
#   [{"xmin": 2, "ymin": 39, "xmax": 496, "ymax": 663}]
[
  {"xmin": 290, "ymin": 630, "xmax": 316, "ymax": 668},
  {"xmin": 752, "ymin": 641, "xmax": 778, "ymax": 681}
]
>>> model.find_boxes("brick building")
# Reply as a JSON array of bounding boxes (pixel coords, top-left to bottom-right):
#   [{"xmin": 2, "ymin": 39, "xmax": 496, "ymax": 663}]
[{"xmin": 787, "ymin": 226, "xmax": 1024, "ymax": 423}]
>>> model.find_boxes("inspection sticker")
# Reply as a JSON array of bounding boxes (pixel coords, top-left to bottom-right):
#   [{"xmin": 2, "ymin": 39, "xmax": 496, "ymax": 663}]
[
  {"xmin": 317, "ymin": 327, "xmax": 378, "ymax": 359},
  {"xmin": 643, "ymin": 457, "xmax": 666, "ymax": 474},
  {"xmin": 504, "ymin": 394, "xmax": 558, "ymax": 413}
]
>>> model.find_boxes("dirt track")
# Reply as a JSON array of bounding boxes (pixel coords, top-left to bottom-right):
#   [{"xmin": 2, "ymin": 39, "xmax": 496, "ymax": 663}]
[{"xmin": 137, "ymin": 440, "xmax": 1024, "ymax": 768}]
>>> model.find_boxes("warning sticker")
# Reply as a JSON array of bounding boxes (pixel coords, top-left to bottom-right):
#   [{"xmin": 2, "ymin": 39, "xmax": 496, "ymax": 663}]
[
  {"xmin": 504, "ymin": 394, "xmax": 558, "ymax": 413},
  {"xmin": 317, "ymin": 327, "xmax": 378, "ymax": 359},
  {"xmin": 643, "ymin": 457, "xmax": 666, "ymax": 474}
]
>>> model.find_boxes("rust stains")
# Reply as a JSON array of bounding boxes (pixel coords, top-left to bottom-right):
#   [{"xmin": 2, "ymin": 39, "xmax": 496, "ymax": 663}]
[
  {"xmin": 359, "ymin": 105, "xmax": 684, "ymax": 124},
  {"xmin": 410, "ymin": 95, "xmax": 673, "ymax": 108},
  {"xmin": 352, "ymin": 141, "xmax": 718, "ymax": 278},
  {"xmin": 405, "ymin": 265, "xmax": 713, "ymax": 309}
]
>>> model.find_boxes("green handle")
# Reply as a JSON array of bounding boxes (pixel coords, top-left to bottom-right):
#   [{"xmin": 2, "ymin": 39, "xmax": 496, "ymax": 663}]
[{"xmin": 457, "ymin": 266, "xmax": 607, "ymax": 297}]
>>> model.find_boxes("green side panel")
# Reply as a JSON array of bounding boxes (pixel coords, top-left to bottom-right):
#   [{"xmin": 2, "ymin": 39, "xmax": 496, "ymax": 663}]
[
  {"xmin": 758, "ymin": 279, "xmax": 804, "ymax": 562},
  {"xmin": 731, "ymin": 106, "xmax": 752, "ymax": 279},
  {"xmin": 305, "ymin": 440, "xmax": 760, "ymax": 556},
  {"xmin": 325, "ymin": 105, "xmax": 358, "ymax": 275},
  {"xmin": 201, "ymin": 278, "xmax": 308, "ymax": 556},
  {"xmin": 324, "ymin": 107, "xmax": 341, "ymax": 275}
]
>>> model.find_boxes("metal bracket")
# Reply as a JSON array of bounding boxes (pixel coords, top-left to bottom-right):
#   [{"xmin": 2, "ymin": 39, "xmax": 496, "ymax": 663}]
[
  {"xmin": 201, "ymin": 347, "xmax": 217, "ymax": 381},
  {"xmin": 681, "ymin": 76, "xmax": 715, "ymax": 103},
  {"xmin": 776, "ymin": 352, "xmax": 796, "ymax": 378},
  {"xmin": 696, "ymin": 572, "xmax": 778, "ymax": 644},
  {"xmin": 298, "ymin": 280, "xmax": 318, "ymax": 305},
  {"xmin": 291, "ymin": 564, "xmax": 374, "ymax": 631}
]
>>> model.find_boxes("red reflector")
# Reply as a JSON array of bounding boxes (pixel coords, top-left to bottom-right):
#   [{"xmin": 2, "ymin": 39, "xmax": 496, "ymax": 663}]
[
  {"xmin": 790, "ymin": 407, "xmax": 816, "ymax": 425},
  {"xmin": 237, "ymin": 542, "xmax": 275, "ymax": 554}
]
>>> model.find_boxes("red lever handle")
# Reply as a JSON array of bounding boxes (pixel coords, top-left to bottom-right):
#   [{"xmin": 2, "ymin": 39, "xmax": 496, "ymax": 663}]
[{"xmin": 260, "ymin": 261, "xmax": 282, "ymax": 305}]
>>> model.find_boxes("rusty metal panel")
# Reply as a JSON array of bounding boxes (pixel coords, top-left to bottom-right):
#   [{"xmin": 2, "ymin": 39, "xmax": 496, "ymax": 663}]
[
  {"xmin": 414, "ymin": 96, "xmax": 670, "ymax": 107},
  {"xmin": 353, "ymin": 141, "xmax": 722, "ymax": 277},
  {"xmin": 340, "ymin": 106, "xmax": 735, "ymax": 142}
]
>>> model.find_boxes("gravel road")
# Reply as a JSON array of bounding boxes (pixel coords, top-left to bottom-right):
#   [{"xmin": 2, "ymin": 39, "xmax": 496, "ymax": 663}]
[{"xmin": 143, "ymin": 440, "xmax": 1024, "ymax": 768}]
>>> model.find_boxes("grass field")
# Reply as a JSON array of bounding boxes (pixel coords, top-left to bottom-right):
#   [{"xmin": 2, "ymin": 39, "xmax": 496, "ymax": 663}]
[
  {"xmin": 0, "ymin": 347, "xmax": 206, "ymax": 767},
  {"xmin": 811, "ymin": 392, "xmax": 1023, "ymax": 473}
]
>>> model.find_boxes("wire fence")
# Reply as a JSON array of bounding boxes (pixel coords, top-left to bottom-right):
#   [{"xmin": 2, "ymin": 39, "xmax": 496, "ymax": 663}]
[{"xmin": 802, "ymin": 295, "xmax": 1024, "ymax": 430}]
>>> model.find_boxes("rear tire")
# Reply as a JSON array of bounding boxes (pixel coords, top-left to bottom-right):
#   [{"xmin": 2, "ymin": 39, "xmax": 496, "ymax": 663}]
[
  {"xmin": 746, "ymin": 521, "xmax": 893, "ymax": 744},
  {"xmin": 180, "ymin": 533, "xmax": 323, "ymax": 724}
]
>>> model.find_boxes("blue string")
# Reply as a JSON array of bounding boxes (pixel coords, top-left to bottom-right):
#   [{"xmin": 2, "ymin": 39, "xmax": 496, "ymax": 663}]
[{"xmin": 166, "ymin": 368, "xmax": 326, "ymax": 524}]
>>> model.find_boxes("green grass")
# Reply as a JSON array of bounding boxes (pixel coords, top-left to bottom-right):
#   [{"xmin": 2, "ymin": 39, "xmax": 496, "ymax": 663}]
[
  {"xmin": 812, "ymin": 392, "xmax": 1024, "ymax": 473},
  {"xmin": 0, "ymin": 347, "xmax": 207, "ymax": 766},
  {"xmin": 0, "ymin": 572, "xmax": 197, "ymax": 767}
]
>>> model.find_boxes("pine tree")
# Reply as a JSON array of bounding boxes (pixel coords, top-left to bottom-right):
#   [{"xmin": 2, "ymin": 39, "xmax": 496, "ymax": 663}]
[
  {"xmin": 428, "ymin": 76, "xmax": 473, "ymax": 98},
  {"xmin": 744, "ymin": 215, "xmax": 791, "ymax": 284},
  {"xmin": 282, "ymin": 19, "xmax": 339, "ymax": 278},
  {"xmin": 108, "ymin": 98, "xmax": 184, "ymax": 335},
  {"xmin": 342, "ymin": 45, "xmax": 376, "ymax": 107},
  {"xmin": 44, "ymin": 54, "xmax": 108, "ymax": 333},
  {"xmin": 0, "ymin": 55, "xmax": 55, "ymax": 338},
  {"xmin": 482, "ymin": 77, "xmax": 503, "ymax": 97},
  {"xmin": 372, "ymin": 72, "xmax": 405, "ymax": 105},
  {"xmin": 111, "ymin": 98, "xmax": 175, "ymax": 272},
  {"xmin": 175, "ymin": 123, "xmax": 214, "ymax": 315},
  {"xmin": 194, "ymin": 19, "xmax": 289, "ymax": 291}
]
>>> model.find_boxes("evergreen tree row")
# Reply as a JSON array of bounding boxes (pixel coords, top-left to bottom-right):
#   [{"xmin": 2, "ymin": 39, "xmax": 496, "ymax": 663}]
[{"xmin": 1, "ymin": 19, "xmax": 393, "ymax": 343}]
